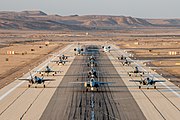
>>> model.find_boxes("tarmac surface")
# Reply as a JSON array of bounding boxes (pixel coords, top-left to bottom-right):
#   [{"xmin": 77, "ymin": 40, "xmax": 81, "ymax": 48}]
[
  {"xmin": 0, "ymin": 43, "xmax": 179, "ymax": 120},
  {"xmin": 40, "ymin": 45, "xmax": 145, "ymax": 120}
]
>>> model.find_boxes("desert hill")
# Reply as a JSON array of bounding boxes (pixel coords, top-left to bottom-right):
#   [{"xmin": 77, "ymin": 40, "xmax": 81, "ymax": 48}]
[{"xmin": 0, "ymin": 11, "xmax": 180, "ymax": 30}]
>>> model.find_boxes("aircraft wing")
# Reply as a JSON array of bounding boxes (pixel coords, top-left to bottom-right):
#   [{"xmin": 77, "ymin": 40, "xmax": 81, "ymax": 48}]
[
  {"xmin": 128, "ymin": 71, "xmax": 134, "ymax": 74},
  {"xmin": 35, "ymin": 70, "xmax": 46, "ymax": 73},
  {"xmin": 53, "ymin": 70, "xmax": 63, "ymax": 73},
  {"xmin": 154, "ymin": 80, "xmax": 166, "ymax": 83},
  {"xmin": 98, "ymin": 81, "xmax": 115, "ymax": 85},
  {"xmin": 63, "ymin": 60, "xmax": 69, "ymax": 63},
  {"xmin": 42, "ymin": 79, "xmax": 56, "ymax": 81},
  {"xmin": 18, "ymin": 78, "xmax": 31, "ymax": 81}
]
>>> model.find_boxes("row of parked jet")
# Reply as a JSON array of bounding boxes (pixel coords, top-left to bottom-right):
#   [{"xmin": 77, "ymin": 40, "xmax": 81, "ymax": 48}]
[
  {"xmin": 18, "ymin": 45, "xmax": 165, "ymax": 90},
  {"xmin": 118, "ymin": 55, "xmax": 166, "ymax": 89},
  {"xmin": 17, "ymin": 44, "xmax": 111, "ymax": 89},
  {"xmin": 18, "ymin": 54, "xmax": 70, "ymax": 88},
  {"xmin": 71, "ymin": 54, "xmax": 114, "ymax": 92},
  {"xmin": 74, "ymin": 45, "xmax": 111, "ymax": 56},
  {"xmin": 17, "ymin": 45, "xmax": 109, "ymax": 89},
  {"xmin": 72, "ymin": 46, "xmax": 164, "ymax": 90}
]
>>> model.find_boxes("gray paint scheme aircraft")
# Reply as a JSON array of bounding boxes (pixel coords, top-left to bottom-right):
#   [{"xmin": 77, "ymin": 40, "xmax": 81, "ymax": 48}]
[
  {"xmin": 129, "ymin": 77, "xmax": 165, "ymax": 89},
  {"xmin": 87, "ymin": 59, "xmax": 98, "ymax": 67},
  {"xmin": 58, "ymin": 54, "xmax": 70, "ymax": 60},
  {"xmin": 122, "ymin": 59, "xmax": 131, "ymax": 66},
  {"xmin": 70, "ymin": 77, "xmax": 114, "ymax": 92},
  {"xmin": 74, "ymin": 47, "xmax": 84, "ymax": 55},
  {"xmin": 118, "ymin": 55, "xmax": 127, "ymax": 60},
  {"xmin": 128, "ymin": 66, "xmax": 147, "ymax": 76},
  {"xmin": 88, "ymin": 67, "xmax": 98, "ymax": 78},
  {"xmin": 88, "ymin": 55, "xmax": 96, "ymax": 61},
  {"xmin": 51, "ymin": 57, "xmax": 69, "ymax": 65},
  {"xmin": 35, "ymin": 66, "xmax": 62, "ymax": 76},
  {"xmin": 102, "ymin": 45, "xmax": 111, "ymax": 52},
  {"xmin": 18, "ymin": 73, "xmax": 55, "ymax": 88}
]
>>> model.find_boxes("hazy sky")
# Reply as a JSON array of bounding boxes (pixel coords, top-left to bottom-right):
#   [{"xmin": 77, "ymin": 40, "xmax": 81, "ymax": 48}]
[{"xmin": 0, "ymin": 0, "xmax": 180, "ymax": 18}]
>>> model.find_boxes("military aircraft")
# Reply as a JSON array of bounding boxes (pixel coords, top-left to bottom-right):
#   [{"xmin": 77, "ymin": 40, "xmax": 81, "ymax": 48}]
[
  {"xmin": 87, "ymin": 59, "xmax": 98, "ymax": 67},
  {"xmin": 35, "ymin": 65, "xmax": 62, "ymax": 76},
  {"xmin": 51, "ymin": 57, "xmax": 69, "ymax": 65},
  {"xmin": 118, "ymin": 55, "xmax": 126, "ymax": 60},
  {"xmin": 88, "ymin": 55, "xmax": 96, "ymax": 61},
  {"xmin": 129, "ymin": 76, "xmax": 165, "ymax": 89},
  {"xmin": 58, "ymin": 54, "xmax": 70, "ymax": 60},
  {"xmin": 88, "ymin": 67, "xmax": 98, "ymax": 78},
  {"xmin": 74, "ymin": 47, "xmax": 84, "ymax": 55},
  {"xmin": 128, "ymin": 66, "xmax": 148, "ymax": 76},
  {"xmin": 70, "ymin": 77, "xmax": 114, "ymax": 91},
  {"xmin": 102, "ymin": 45, "xmax": 111, "ymax": 52},
  {"xmin": 122, "ymin": 59, "xmax": 132, "ymax": 66},
  {"xmin": 18, "ymin": 73, "xmax": 55, "ymax": 88}
]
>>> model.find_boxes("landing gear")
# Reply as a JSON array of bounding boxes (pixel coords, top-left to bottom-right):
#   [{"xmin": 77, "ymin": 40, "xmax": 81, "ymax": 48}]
[
  {"xmin": 154, "ymin": 86, "xmax": 156, "ymax": 89},
  {"xmin": 28, "ymin": 84, "xmax": 31, "ymax": 88},
  {"xmin": 53, "ymin": 74, "xmax": 55, "ymax": 76},
  {"xmin": 43, "ymin": 84, "xmax": 46, "ymax": 88},
  {"xmin": 139, "ymin": 86, "xmax": 141, "ymax": 89},
  {"xmin": 41, "ymin": 74, "xmax": 44, "ymax": 76},
  {"xmin": 91, "ymin": 87, "xmax": 94, "ymax": 91},
  {"xmin": 35, "ymin": 86, "xmax": 37, "ymax": 88}
]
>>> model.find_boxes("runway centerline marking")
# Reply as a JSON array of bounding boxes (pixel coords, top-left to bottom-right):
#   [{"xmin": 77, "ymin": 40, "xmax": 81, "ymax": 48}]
[{"xmin": 0, "ymin": 44, "xmax": 73, "ymax": 101}]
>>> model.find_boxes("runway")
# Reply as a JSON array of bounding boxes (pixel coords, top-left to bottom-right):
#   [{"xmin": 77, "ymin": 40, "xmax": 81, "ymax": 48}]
[
  {"xmin": 0, "ymin": 43, "xmax": 179, "ymax": 120},
  {"xmin": 40, "ymin": 45, "xmax": 145, "ymax": 120},
  {"xmin": 108, "ymin": 44, "xmax": 180, "ymax": 120}
]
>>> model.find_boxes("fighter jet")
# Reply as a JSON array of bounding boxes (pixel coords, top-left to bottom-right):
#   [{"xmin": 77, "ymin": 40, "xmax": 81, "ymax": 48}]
[
  {"xmin": 87, "ymin": 67, "xmax": 98, "ymax": 78},
  {"xmin": 88, "ymin": 55, "xmax": 96, "ymax": 61},
  {"xmin": 118, "ymin": 55, "xmax": 126, "ymax": 60},
  {"xmin": 58, "ymin": 54, "xmax": 70, "ymax": 60},
  {"xmin": 74, "ymin": 47, "xmax": 84, "ymax": 55},
  {"xmin": 18, "ymin": 73, "xmax": 55, "ymax": 88},
  {"xmin": 35, "ymin": 66, "xmax": 62, "ymax": 76},
  {"xmin": 129, "ymin": 77, "xmax": 165, "ymax": 89},
  {"xmin": 102, "ymin": 46, "xmax": 111, "ymax": 52},
  {"xmin": 87, "ymin": 59, "xmax": 98, "ymax": 67},
  {"xmin": 128, "ymin": 66, "xmax": 147, "ymax": 76},
  {"xmin": 51, "ymin": 57, "xmax": 68, "ymax": 65},
  {"xmin": 70, "ymin": 77, "xmax": 114, "ymax": 92},
  {"xmin": 122, "ymin": 59, "xmax": 131, "ymax": 66}
]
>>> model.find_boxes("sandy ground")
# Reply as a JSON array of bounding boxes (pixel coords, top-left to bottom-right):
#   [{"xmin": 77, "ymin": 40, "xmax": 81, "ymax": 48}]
[{"xmin": 0, "ymin": 41, "xmax": 66, "ymax": 89}]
